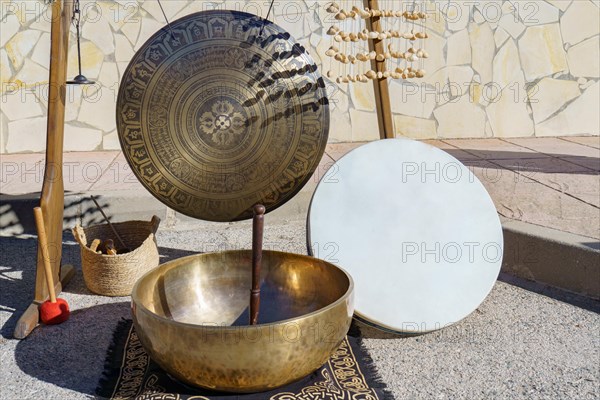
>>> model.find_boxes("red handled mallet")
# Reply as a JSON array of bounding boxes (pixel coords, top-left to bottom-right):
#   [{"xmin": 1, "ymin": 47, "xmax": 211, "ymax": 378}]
[{"xmin": 34, "ymin": 207, "xmax": 70, "ymax": 325}]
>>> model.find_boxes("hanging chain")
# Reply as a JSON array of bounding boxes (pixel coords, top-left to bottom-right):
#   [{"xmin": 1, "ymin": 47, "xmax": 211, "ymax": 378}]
[{"xmin": 71, "ymin": 0, "xmax": 81, "ymax": 37}]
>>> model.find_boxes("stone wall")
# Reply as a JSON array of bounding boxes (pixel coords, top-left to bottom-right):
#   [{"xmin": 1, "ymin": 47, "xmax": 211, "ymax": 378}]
[{"xmin": 1, "ymin": 0, "xmax": 598, "ymax": 153}]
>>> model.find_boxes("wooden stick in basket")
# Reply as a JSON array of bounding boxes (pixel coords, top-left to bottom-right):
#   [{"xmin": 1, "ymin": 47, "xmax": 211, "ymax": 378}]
[
  {"xmin": 90, "ymin": 195, "xmax": 127, "ymax": 250},
  {"xmin": 89, "ymin": 239, "xmax": 101, "ymax": 253}
]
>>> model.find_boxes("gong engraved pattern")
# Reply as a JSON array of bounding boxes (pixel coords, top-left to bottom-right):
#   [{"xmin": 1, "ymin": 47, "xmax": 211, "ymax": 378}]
[{"xmin": 117, "ymin": 10, "xmax": 329, "ymax": 221}]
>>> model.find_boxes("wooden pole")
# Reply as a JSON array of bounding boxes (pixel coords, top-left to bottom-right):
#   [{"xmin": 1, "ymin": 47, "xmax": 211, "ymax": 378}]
[
  {"xmin": 33, "ymin": 207, "xmax": 57, "ymax": 303},
  {"xmin": 364, "ymin": 0, "xmax": 394, "ymax": 139},
  {"xmin": 13, "ymin": 0, "xmax": 75, "ymax": 339},
  {"xmin": 250, "ymin": 204, "xmax": 265, "ymax": 325}
]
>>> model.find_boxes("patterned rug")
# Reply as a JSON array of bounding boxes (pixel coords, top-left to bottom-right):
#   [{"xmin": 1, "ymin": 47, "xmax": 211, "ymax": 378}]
[{"xmin": 96, "ymin": 319, "xmax": 391, "ymax": 400}]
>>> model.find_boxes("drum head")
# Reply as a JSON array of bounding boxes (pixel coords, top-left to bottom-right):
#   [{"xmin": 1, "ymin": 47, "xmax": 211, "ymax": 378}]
[
  {"xmin": 117, "ymin": 10, "xmax": 329, "ymax": 222},
  {"xmin": 308, "ymin": 139, "xmax": 503, "ymax": 334}
]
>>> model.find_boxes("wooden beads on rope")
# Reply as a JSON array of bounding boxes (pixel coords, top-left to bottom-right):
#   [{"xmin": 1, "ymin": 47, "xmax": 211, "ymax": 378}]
[
  {"xmin": 326, "ymin": 45, "xmax": 428, "ymax": 63},
  {"xmin": 327, "ymin": 27, "xmax": 429, "ymax": 42},
  {"xmin": 325, "ymin": 2, "xmax": 428, "ymax": 21},
  {"xmin": 327, "ymin": 67, "xmax": 427, "ymax": 83}
]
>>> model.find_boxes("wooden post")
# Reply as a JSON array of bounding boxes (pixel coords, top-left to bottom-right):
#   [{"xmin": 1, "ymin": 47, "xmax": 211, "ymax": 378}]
[
  {"xmin": 13, "ymin": 0, "xmax": 75, "ymax": 339},
  {"xmin": 364, "ymin": 0, "xmax": 394, "ymax": 139}
]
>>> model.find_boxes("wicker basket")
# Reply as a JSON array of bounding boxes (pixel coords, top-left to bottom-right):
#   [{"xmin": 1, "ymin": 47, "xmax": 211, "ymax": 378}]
[{"xmin": 72, "ymin": 216, "xmax": 161, "ymax": 296}]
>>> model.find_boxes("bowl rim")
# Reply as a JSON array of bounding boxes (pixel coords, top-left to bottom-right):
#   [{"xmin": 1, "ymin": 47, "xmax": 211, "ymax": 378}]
[{"xmin": 131, "ymin": 249, "xmax": 354, "ymax": 330}]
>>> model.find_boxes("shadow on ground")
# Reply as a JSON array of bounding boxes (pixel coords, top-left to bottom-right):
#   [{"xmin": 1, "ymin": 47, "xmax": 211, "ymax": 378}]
[
  {"xmin": 0, "ymin": 192, "xmax": 110, "ymax": 235},
  {"xmin": 447, "ymin": 150, "xmax": 599, "ymax": 173},
  {"xmin": 0, "ymin": 234, "xmax": 80, "ymax": 339},
  {"xmin": 0, "ymin": 231, "xmax": 197, "ymax": 339},
  {"xmin": 498, "ymin": 273, "xmax": 600, "ymax": 314},
  {"xmin": 14, "ymin": 302, "xmax": 130, "ymax": 397}
]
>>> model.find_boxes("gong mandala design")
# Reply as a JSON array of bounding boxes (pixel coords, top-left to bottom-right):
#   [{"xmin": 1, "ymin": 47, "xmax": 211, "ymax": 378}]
[
  {"xmin": 198, "ymin": 100, "xmax": 248, "ymax": 148},
  {"xmin": 117, "ymin": 10, "xmax": 329, "ymax": 222}
]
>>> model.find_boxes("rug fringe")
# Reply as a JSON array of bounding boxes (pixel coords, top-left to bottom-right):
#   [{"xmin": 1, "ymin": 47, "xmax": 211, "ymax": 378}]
[
  {"xmin": 95, "ymin": 318, "xmax": 132, "ymax": 400},
  {"xmin": 349, "ymin": 320, "xmax": 395, "ymax": 400}
]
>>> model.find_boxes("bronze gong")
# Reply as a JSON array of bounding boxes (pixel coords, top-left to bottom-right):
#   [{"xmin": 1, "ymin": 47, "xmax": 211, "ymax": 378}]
[{"xmin": 117, "ymin": 10, "xmax": 329, "ymax": 222}]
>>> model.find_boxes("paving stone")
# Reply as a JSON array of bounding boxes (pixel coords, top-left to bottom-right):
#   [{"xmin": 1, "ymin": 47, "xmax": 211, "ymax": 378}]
[
  {"xmin": 467, "ymin": 159, "xmax": 600, "ymax": 239},
  {"xmin": 536, "ymin": 82, "xmax": 600, "ymax": 136},
  {"xmin": 349, "ymin": 109, "xmax": 380, "ymax": 142},
  {"xmin": 492, "ymin": 157, "xmax": 600, "ymax": 207},
  {"xmin": 324, "ymin": 142, "xmax": 365, "ymax": 161},
  {"xmin": 5, "ymin": 30, "xmax": 41, "ymax": 70},
  {"xmin": 5, "ymin": 116, "xmax": 46, "ymax": 153},
  {"xmin": 443, "ymin": 138, "xmax": 542, "ymax": 160},
  {"xmin": 561, "ymin": 136, "xmax": 600, "ymax": 150},
  {"xmin": 513, "ymin": 0, "xmax": 559, "ymax": 26},
  {"xmin": 61, "ymin": 150, "xmax": 118, "ymax": 192},
  {"xmin": 63, "ymin": 124, "xmax": 103, "ymax": 153},
  {"xmin": 0, "ymin": 13, "xmax": 20, "ymax": 47},
  {"xmin": 82, "ymin": 15, "xmax": 114, "ymax": 55},
  {"xmin": 0, "ymin": 153, "xmax": 44, "ymax": 194},
  {"xmin": 447, "ymin": 29, "xmax": 471, "ymax": 66},
  {"xmin": 486, "ymin": 83, "xmax": 534, "ymax": 138},
  {"xmin": 30, "ymin": 31, "xmax": 50, "ymax": 70},
  {"xmin": 327, "ymin": 109, "xmax": 352, "ymax": 143},
  {"xmin": 422, "ymin": 139, "xmax": 480, "ymax": 161},
  {"xmin": 78, "ymin": 87, "xmax": 117, "ymax": 133},
  {"xmin": 560, "ymin": 0, "xmax": 599, "ymax": 46},
  {"xmin": 505, "ymin": 137, "xmax": 600, "ymax": 159},
  {"xmin": 567, "ymin": 36, "xmax": 600, "ymax": 78},
  {"xmin": 528, "ymin": 78, "xmax": 581, "ymax": 124},
  {"xmin": 545, "ymin": 0, "xmax": 573, "ymax": 12},
  {"xmin": 469, "ymin": 22, "xmax": 495, "ymax": 85},
  {"xmin": 349, "ymin": 81, "xmax": 375, "ymax": 112},
  {"xmin": 393, "ymin": 115, "xmax": 437, "ymax": 139},
  {"xmin": 518, "ymin": 24, "xmax": 568, "ymax": 81},
  {"xmin": 493, "ymin": 39, "xmax": 523, "ymax": 91},
  {"xmin": 1, "ymin": 87, "xmax": 43, "ymax": 120},
  {"xmin": 433, "ymin": 95, "xmax": 486, "ymax": 138},
  {"xmin": 389, "ymin": 81, "xmax": 437, "ymax": 119},
  {"xmin": 83, "ymin": 152, "xmax": 145, "ymax": 192},
  {"xmin": 497, "ymin": 12, "xmax": 525, "ymax": 39}
]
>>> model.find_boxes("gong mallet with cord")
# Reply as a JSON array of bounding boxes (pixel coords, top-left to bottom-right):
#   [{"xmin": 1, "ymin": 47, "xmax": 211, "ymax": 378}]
[{"xmin": 34, "ymin": 207, "xmax": 70, "ymax": 325}]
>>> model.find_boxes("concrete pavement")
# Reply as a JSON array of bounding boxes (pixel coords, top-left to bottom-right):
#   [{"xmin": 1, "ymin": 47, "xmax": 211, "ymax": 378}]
[
  {"xmin": 1, "ymin": 137, "xmax": 598, "ymax": 239},
  {"xmin": 0, "ymin": 217, "xmax": 598, "ymax": 399}
]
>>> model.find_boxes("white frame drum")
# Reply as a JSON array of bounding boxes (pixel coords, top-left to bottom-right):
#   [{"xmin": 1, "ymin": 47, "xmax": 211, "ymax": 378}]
[{"xmin": 308, "ymin": 138, "xmax": 504, "ymax": 334}]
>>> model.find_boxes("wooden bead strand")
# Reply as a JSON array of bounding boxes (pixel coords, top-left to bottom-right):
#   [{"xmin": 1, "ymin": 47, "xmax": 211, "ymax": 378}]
[
  {"xmin": 324, "ymin": 0, "xmax": 428, "ymax": 82},
  {"xmin": 417, "ymin": 0, "xmax": 427, "ymax": 79},
  {"xmin": 327, "ymin": 3, "xmax": 429, "ymax": 21}
]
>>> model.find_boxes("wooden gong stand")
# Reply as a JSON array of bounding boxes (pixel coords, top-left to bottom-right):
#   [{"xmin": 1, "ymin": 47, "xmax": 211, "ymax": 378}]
[
  {"xmin": 364, "ymin": 0, "xmax": 394, "ymax": 139},
  {"xmin": 13, "ymin": 0, "xmax": 76, "ymax": 339}
]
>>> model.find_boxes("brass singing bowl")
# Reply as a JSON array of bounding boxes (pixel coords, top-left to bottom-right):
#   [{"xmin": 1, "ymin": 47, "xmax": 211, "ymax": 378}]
[{"xmin": 131, "ymin": 250, "xmax": 354, "ymax": 393}]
